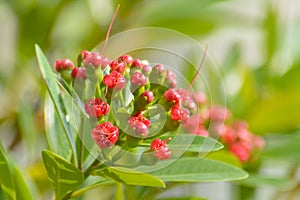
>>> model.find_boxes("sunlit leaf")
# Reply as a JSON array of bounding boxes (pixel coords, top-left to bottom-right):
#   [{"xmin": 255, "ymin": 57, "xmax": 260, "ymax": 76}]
[
  {"xmin": 150, "ymin": 157, "xmax": 248, "ymax": 182},
  {"xmin": 93, "ymin": 166, "xmax": 166, "ymax": 188},
  {"xmin": 42, "ymin": 150, "xmax": 84, "ymax": 200},
  {"xmin": 0, "ymin": 144, "xmax": 16, "ymax": 200},
  {"xmin": 36, "ymin": 44, "xmax": 77, "ymax": 164},
  {"xmin": 12, "ymin": 165, "xmax": 33, "ymax": 200}
]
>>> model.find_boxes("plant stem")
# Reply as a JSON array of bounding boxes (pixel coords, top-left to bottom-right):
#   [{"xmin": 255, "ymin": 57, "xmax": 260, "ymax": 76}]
[
  {"xmin": 68, "ymin": 180, "xmax": 113, "ymax": 199},
  {"xmin": 115, "ymin": 183, "xmax": 124, "ymax": 200},
  {"xmin": 77, "ymin": 117, "xmax": 84, "ymax": 171},
  {"xmin": 83, "ymin": 158, "xmax": 100, "ymax": 179}
]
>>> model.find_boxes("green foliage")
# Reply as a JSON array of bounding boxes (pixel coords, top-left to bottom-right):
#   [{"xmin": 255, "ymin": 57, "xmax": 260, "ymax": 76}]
[
  {"xmin": 0, "ymin": 143, "xmax": 33, "ymax": 200},
  {"xmin": 94, "ymin": 167, "xmax": 166, "ymax": 187},
  {"xmin": 36, "ymin": 44, "xmax": 78, "ymax": 164},
  {"xmin": 42, "ymin": 150, "xmax": 84, "ymax": 200},
  {"xmin": 150, "ymin": 158, "xmax": 248, "ymax": 182},
  {"xmin": 0, "ymin": 144, "xmax": 16, "ymax": 200}
]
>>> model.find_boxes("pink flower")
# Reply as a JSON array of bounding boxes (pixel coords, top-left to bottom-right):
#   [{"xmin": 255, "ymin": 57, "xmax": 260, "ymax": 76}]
[
  {"xmin": 84, "ymin": 98, "xmax": 110, "ymax": 117},
  {"xmin": 92, "ymin": 122, "xmax": 119, "ymax": 148}
]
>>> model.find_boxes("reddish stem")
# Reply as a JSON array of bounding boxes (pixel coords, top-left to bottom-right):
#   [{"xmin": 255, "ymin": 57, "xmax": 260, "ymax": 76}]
[
  {"xmin": 100, "ymin": 4, "xmax": 120, "ymax": 55},
  {"xmin": 188, "ymin": 44, "xmax": 208, "ymax": 90}
]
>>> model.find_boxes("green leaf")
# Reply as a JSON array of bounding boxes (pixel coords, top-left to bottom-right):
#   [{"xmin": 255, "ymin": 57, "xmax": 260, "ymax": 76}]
[
  {"xmin": 150, "ymin": 157, "xmax": 248, "ymax": 182},
  {"xmin": 0, "ymin": 144, "xmax": 16, "ymax": 200},
  {"xmin": 45, "ymin": 94, "xmax": 72, "ymax": 160},
  {"xmin": 35, "ymin": 44, "xmax": 77, "ymax": 164},
  {"xmin": 206, "ymin": 150, "xmax": 242, "ymax": 168},
  {"xmin": 93, "ymin": 167, "xmax": 165, "ymax": 188},
  {"xmin": 162, "ymin": 135, "xmax": 223, "ymax": 153},
  {"xmin": 12, "ymin": 165, "xmax": 33, "ymax": 200},
  {"xmin": 42, "ymin": 150, "xmax": 84, "ymax": 200}
]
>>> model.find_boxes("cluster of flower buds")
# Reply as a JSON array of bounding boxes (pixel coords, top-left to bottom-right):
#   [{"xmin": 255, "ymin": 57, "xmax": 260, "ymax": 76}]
[
  {"xmin": 183, "ymin": 102, "xmax": 265, "ymax": 163},
  {"xmin": 219, "ymin": 121, "xmax": 265, "ymax": 163},
  {"xmin": 54, "ymin": 51, "xmax": 265, "ymax": 164},
  {"xmin": 54, "ymin": 52, "xmax": 200, "ymax": 161}
]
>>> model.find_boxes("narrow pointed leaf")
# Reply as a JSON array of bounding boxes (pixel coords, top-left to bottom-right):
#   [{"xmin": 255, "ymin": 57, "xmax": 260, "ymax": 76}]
[
  {"xmin": 42, "ymin": 150, "xmax": 84, "ymax": 200},
  {"xmin": 93, "ymin": 166, "xmax": 165, "ymax": 188},
  {"xmin": 35, "ymin": 44, "xmax": 77, "ymax": 164},
  {"xmin": 143, "ymin": 135, "xmax": 223, "ymax": 153},
  {"xmin": 0, "ymin": 144, "xmax": 16, "ymax": 200},
  {"xmin": 44, "ymin": 94, "xmax": 72, "ymax": 160},
  {"xmin": 12, "ymin": 165, "xmax": 33, "ymax": 200},
  {"xmin": 150, "ymin": 157, "xmax": 248, "ymax": 182}
]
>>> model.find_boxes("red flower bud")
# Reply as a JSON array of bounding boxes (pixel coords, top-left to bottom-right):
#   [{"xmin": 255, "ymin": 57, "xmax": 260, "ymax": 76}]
[
  {"xmin": 253, "ymin": 136, "xmax": 265, "ymax": 149},
  {"xmin": 170, "ymin": 104, "xmax": 182, "ymax": 121},
  {"xmin": 142, "ymin": 65, "xmax": 152, "ymax": 75},
  {"xmin": 85, "ymin": 98, "xmax": 110, "ymax": 117},
  {"xmin": 155, "ymin": 147, "xmax": 171, "ymax": 160},
  {"xmin": 153, "ymin": 64, "xmax": 164, "ymax": 74},
  {"xmin": 92, "ymin": 122, "xmax": 119, "ymax": 148},
  {"xmin": 71, "ymin": 67, "xmax": 87, "ymax": 80},
  {"xmin": 78, "ymin": 50, "xmax": 91, "ymax": 61},
  {"xmin": 130, "ymin": 72, "xmax": 146, "ymax": 86},
  {"xmin": 55, "ymin": 59, "xmax": 74, "ymax": 71},
  {"xmin": 220, "ymin": 125, "xmax": 236, "ymax": 144},
  {"xmin": 141, "ymin": 91, "xmax": 154, "ymax": 103},
  {"xmin": 118, "ymin": 54, "xmax": 133, "ymax": 65},
  {"xmin": 83, "ymin": 52, "xmax": 110, "ymax": 69},
  {"xmin": 103, "ymin": 71, "xmax": 126, "ymax": 89},
  {"xmin": 129, "ymin": 121, "xmax": 149, "ymax": 137},
  {"xmin": 110, "ymin": 60, "xmax": 126, "ymax": 73},
  {"xmin": 128, "ymin": 113, "xmax": 151, "ymax": 137},
  {"xmin": 150, "ymin": 138, "xmax": 171, "ymax": 160},
  {"xmin": 165, "ymin": 69, "xmax": 177, "ymax": 88},
  {"xmin": 203, "ymin": 106, "xmax": 231, "ymax": 121},
  {"xmin": 229, "ymin": 143, "xmax": 250, "ymax": 163},
  {"xmin": 181, "ymin": 108, "xmax": 190, "ymax": 123},
  {"xmin": 194, "ymin": 92, "xmax": 207, "ymax": 105},
  {"xmin": 83, "ymin": 52, "xmax": 103, "ymax": 67},
  {"xmin": 131, "ymin": 59, "xmax": 143, "ymax": 68},
  {"xmin": 164, "ymin": 89, "xmax": 182, "ymax": 104}
]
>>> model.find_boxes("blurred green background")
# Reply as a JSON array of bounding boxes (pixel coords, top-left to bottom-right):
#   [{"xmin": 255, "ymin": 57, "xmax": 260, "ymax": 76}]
[{"xmin": 1, "ymin": 0, "xmax": 300, "ymax": 199}]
